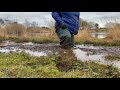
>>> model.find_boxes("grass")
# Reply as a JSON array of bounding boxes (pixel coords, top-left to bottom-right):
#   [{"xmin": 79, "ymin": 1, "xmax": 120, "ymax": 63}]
[
  {"xmin": 0, "ymin": 52, "xmax": 120, "ymax": 78},
  {"xmin": 75, "ymin": 38, "xmax": 120, "ymax": 46},
  {"xmin": 0, "ymin": 24, "xmax": 59, "ymax": 44},
  {"xmin": 107, "ymin": 27, "xmax": 120, "ymax": 41},
  {"xmin": 74, "ymin": 29, "xmax": 120, "ymax": 46},
  {"xmin": 0, "ymin": 24, "xmax": 120, "ymax": 46},
  {"xmin": 105, "ymin": 55, "xmax": 120, "ymax": 61}
]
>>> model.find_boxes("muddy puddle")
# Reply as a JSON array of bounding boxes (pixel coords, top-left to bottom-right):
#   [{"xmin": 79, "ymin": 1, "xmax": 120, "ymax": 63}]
[
  {"xmin": 0, "ymin": 41, "xmax": 120, "ymax": 68},
  {"xmin": 73, "ymin": 45, "xmax": 120, "ymax": 68},
  {"xmin": 0, "ymin": 46, "xmax": 47, "ymax": 57}
]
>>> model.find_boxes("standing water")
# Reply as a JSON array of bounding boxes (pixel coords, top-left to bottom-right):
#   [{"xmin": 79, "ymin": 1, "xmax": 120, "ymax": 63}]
[
  {"xmin": 73, "ymin": 45, "xmax": 120, "ymax": 68},
  {"xmin": 91, "ymin": 32, "xmax": 108, "ymax": 39},
  {"xmin": 0, "ymin": 42, "xmax": 120, "ymax": 68}
]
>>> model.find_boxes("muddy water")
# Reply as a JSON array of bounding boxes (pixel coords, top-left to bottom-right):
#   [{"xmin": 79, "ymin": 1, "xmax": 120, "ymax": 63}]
[
  {"xmin": 73, "ymin": 45, "xmax": 106, "ymax": 61},
  {"xmin": 91, "ymin": 32, "xmax": 108, "ymax": 39},
  {"xmin": 73, "ymin": 45, "xmax": 120, "ymax": 68},
  {"xmin": 0, "ymin": 41, "xmax": 120, "ymax": 68},
  {"xmin": 0, "ymin": 47, "xmax": 47, "ymax": 57},
  {"xmin": 73, "ymin": 49, "xmax": 105, "ymax": 61}
]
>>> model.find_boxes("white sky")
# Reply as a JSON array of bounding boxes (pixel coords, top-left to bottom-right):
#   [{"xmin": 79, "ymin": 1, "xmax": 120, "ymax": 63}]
[{"xmin": 0, "ymin": 12, "xmax": 120, "ymax": 27}]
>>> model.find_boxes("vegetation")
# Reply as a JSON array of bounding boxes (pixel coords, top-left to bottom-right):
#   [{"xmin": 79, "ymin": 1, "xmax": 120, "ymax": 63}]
[
  {"xmin": 0, "ymin": 19, "xmax": 120, "ymax": 46},
  {"xmin": 0, "ymin": 24, "xmax": 59, "ymax": 43},
  {"xmin": 0, "ymin": 52, "xmax": 120, "ymax": 78},
  {"xmin": 0, "ymin": 19, "xmax": 120, "ymax": 78},
  {"xmin": 105, "ymin": 55, "xmax": 120, "ymax": 61}
]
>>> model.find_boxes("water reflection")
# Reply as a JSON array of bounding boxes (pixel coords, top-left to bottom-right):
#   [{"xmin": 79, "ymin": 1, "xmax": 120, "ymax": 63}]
[{"xmin": 91, "ymin": 32, "xmax": 108, "ymax": 39}]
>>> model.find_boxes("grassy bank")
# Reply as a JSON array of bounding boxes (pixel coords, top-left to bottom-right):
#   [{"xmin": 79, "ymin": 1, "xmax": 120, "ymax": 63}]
[
  {"xmin": 0, "ymin": 24, "xmax": 120, "ymax": 46},
  {"xmin": 74, "ymin": 29, "xmax": 120, "ymax": 46},
  {"xmin": 0, "ymin": 52, "xmax": 120, "ymax": 78},
  {"xmin": 105, "ymin": 55, "xmax": 120, "ymax": 61},
  {"xmin": 0, "ymin": 24, "xmax": 59, "ymax": 44}
]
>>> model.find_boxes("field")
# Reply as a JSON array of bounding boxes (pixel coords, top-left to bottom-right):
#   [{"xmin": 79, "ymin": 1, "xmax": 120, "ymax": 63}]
[
  {"xmin": 0, "ymin": 24, "xmax": 120, "ymax": 46},
  {"xmin": 0, "ymin": 24, "xmax": 120, "ymax": 78},
  {"xmin": 0, "ymin": 52, "xmax": 120, "ymax": 78}
]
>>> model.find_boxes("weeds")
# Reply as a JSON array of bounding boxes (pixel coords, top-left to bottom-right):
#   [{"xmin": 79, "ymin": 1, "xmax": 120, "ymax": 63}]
[
  {"xmin": 0, "ymin": 24, "xmax": 120, "ymax": 46},
  {"xmin": 0, "ymin": 52, "xmax": 120, "ymax": 78},
  {"xmin": 105, "ymin": 55, "xmax": 120, "ymax": 61}
]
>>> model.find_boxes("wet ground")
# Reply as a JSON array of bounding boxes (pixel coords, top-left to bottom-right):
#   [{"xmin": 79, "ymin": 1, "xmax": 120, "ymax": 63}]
[{"xmin": 0, "ymin": 41, "xmax": 120, "ymax": 69}]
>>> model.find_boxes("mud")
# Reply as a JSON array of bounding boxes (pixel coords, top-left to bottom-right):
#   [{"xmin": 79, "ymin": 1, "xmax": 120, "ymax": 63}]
[{"xmin": 0, "ymin": 41, "xmax": 120, "ymax": 69}]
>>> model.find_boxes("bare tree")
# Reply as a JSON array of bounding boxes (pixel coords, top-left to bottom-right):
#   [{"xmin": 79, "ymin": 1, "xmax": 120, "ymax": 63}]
[
  {"xmin": 24, "ymin": 19, "xmax": 30, "ymax": 27},
  {"xmin": 31, "ymin": 21, "xmax": 38, "ymax": 28}
]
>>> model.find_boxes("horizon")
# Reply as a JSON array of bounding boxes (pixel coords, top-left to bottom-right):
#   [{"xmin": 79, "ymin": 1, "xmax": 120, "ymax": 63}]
[{"xmin": 0, "ymin": 12, "xmax": 120, "ymax": 27}]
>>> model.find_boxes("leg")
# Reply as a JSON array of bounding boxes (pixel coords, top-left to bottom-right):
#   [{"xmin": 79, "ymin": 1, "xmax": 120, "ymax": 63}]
[
  {"xmin": 56, "ymin": 28, "xmax": 71, "ymax": 49},
  {"xmin": 70, "ymin": 34, "xmax": 75, "ymax": 48}
]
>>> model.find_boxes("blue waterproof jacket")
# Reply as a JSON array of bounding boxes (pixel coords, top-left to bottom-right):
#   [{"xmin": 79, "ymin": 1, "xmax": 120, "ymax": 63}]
[{"xmin": 52, "ymin": 12, "xmax": 80, "ymax": 34}]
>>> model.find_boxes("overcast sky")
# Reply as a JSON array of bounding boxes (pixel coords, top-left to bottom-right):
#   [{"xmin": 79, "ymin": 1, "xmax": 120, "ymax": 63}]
[{"xmin": 0, "ymin": 12, "xmax": 120, "ymax": 27}]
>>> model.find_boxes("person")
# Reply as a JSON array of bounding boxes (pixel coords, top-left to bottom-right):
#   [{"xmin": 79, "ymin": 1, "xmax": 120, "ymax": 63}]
[{"xmin": 52, "ymin": 12, "xmax": 80, "ymax": 49}]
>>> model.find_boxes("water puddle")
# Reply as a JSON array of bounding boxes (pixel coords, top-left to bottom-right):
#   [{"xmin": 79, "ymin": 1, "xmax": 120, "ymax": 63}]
[
  {"xmin": 73, "ymin": 45, "xmax": 120, "ymax": 68},
  {"xmin": 91, "ymin": 32, "xmax": 108, "ymax": 39},
  {"xmin": 23, "ymin": 50, "xmax": 47, "ymax": 57},
  {"xmin": 22, "ymin": 42, "xmax": 34, "ymax": 45},
  {"xmin": 0, "ymin": 42, "xmax": 120, "ymax": 68},
  {"xmin": 0, "ymin": 47, "xmax": 47, "ymax": 57},
  {"xmin": 73, "ymin": 49, "xmax": 105, "ymax": 62}
]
